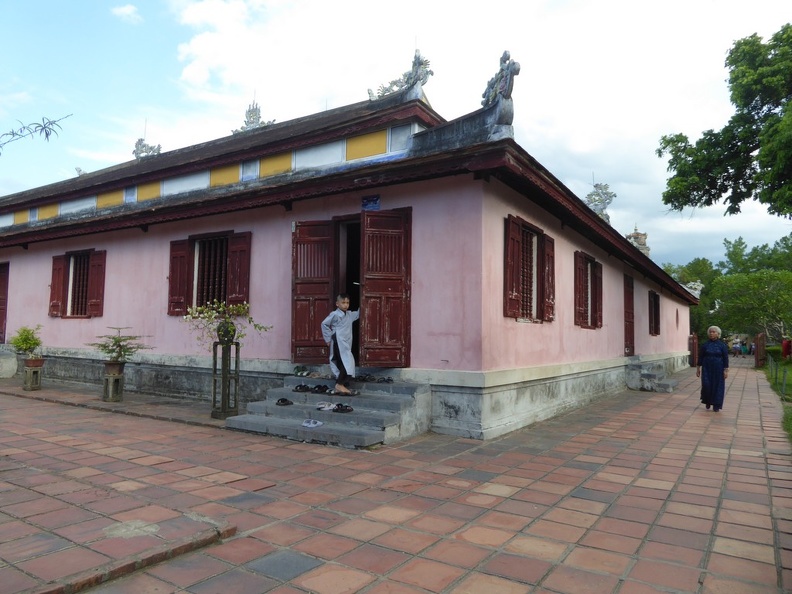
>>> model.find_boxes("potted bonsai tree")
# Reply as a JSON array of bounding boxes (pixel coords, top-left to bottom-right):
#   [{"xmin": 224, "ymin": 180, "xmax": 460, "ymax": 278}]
[
  {"xmin": 9, "ymin": 324, "xmax": 44, "ymax": 391},
  {"xmin": 87, "ymin": 327, "xmax": 152, "ymax": 375},
  {"xmin": 9, "ymin": 324, "xmax": 44, "ymax": 367},
  {"xmin": 182, "ymin": 300, "xmax": 270, "ymax": 349}
]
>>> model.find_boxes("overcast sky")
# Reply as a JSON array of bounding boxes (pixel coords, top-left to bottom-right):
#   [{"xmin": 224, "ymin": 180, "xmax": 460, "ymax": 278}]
[{"xmin": 1, "ymin": 0, "xmax": 790, "ymax": 266}]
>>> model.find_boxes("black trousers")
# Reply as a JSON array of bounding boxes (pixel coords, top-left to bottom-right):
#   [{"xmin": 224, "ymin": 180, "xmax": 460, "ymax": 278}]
[{"xmin": 331, "ymin": 335, "xmax": 351, "ymax": 385}]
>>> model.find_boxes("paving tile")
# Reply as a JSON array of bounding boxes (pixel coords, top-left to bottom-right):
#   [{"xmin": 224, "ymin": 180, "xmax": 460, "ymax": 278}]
[
  {"xmin": 206, "ymin": 536, "xmax": 276, "ymax": 564},
  {"xmin": 541, "ymin": 565, "xmax": 620, "ymax": 594},
  {"xmin": 562, "ymin": 545, "xmax": 631, "ymax": 575},
  {"xmin": 706, "ymin": 552, "xmax": 777, "ymax": 586},
  {"xmin": 247, "ymin": 549, "xmax": 323, "ymax": 581},
  {"xmin": 16, "ymin": 546, "xmax": 111, "ymax": 581},
  {"xmin": 628, "ymin": 558, "xmax": 704, "ymax": 592},
  {"xmin": 579, "ymin": 529, "xmax": 642, "ymax": 555},
  {"xmin": 448, "ymin": 572, "xmax": 531, "ymax": 593},
  {"xmin": 292, "ymin": 563, "xmax": 376, "ymax": 594},
  {"xmin": 146, "ymin": 552, "xmax": 231, "ymax": 587},
  {"xmin": 188, "ymin": 567, "xmax": 279, "ymax": 594},
  {"xmin": 293, "ymin": 532, "xmax": 361, "ymax": 560},
  {"xmin": 711, "ymin": 536, "xmax": 775, "ymax": 564},
  {"xmin": 389, "ymin": 558, "xmax": 466, "ymax": 592}
]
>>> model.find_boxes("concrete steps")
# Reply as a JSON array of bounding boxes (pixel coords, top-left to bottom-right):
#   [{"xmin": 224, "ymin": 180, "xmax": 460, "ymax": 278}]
[{"xmin": 226, "ymin": 376, "xmax": 431, "ymax": 448}]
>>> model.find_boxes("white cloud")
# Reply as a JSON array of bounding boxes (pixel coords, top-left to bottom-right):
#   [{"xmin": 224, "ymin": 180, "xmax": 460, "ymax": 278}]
[{"xmin": 111, "ymin": 4, "xmax": 143, "ymax": 24}]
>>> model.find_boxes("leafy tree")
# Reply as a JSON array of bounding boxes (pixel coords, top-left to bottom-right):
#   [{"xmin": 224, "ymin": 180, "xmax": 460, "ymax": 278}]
[
  {"xmin": 656, "ymin": 24, "xmax": 792, "ymax": 217},
  {"xmin": 0, "ymin": 115, "xmax": 70, "ymax": 156},
  {"xmin": 719, "ymin": 233, "xmax": 792, "ymax": 274},
  {"xmin": 709, "ymin": 270, "xmax": 792, "ymax": 342}
]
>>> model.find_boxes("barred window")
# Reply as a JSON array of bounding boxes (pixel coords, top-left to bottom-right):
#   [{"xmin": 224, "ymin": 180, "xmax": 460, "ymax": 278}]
[
  {"xmin": 168, "ymin": 231, "xmax": 251, "ymax": 315},
  {"xmin": 504, "ymin": 215, "xmax": 555, "ymax": 321},
  {"xmin": 574, "ymin": 251, "xmax": 602, "ymax": 329},
  {"xmin": 49, "ymin": 250, "xmax": 106, "ymax": 318}
]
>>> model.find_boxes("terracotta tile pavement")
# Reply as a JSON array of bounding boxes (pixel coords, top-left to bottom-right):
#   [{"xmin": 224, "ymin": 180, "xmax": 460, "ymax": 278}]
[{"xmin": 0, "ymin": 355, "xmax": 789, "ymax": 592}]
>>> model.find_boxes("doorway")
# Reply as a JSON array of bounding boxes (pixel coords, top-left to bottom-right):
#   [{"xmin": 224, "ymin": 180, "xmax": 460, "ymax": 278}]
[
  {"xmin": 338, "ymin": 219, "xmax": 361, "ymax": 361},
  {"xmin": 291, "ymin": 208, "xmax": 411, "ymax": 367}
]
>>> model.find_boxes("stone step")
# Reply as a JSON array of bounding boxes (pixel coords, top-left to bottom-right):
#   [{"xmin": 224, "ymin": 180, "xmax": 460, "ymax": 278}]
[
  {"xmin": 229, "ymin": 375, "xmax": 431, "ymax": 448},
  {"xmin": 267, "ymin": 385, "xmax": 417, "ymax": 412},
  {"xmin": 245, "ymin": 399, "xmax": 402, "ymax": 429},
  {"xmin": 226, "ymin": 415, "xmax": 385, "ymax": 448}
]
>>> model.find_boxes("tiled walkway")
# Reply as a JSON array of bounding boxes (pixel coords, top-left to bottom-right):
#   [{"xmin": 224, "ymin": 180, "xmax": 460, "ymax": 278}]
[{"xmin": 0, "ymin": 355, "xmax": 788, "ymax": 593}]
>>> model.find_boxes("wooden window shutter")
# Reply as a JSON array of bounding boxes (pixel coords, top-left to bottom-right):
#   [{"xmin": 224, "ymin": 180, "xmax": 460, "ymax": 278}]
[
  {"xmin": 227, "ymin": 231, "xmax": 251, "ymax": 307},
  {"xmin": 574, "ymin": 251, "xmax": 585, "ymax": 326},
  {"xmin": 49, "ymin": 255, "xmax": 66, "ymax": 317},
  {"xmin": 168, "ymin": 239, "xmax": 190, "ymax": 316},
  {"xmin": 542, "ymin": 235, "xmax": 555, "ymax": 322},
  {"xmin": 654, "ymin": 293, "xmax": 661, "ymax": 335},
  {"xmin": 594, "ymin": 261, "xmax": 603, "ymax": 328},
  {"xmin": 504, "ymin": 216, "xmax": 522, "ymax": 318},
  {"xmin": 86, "ymin": 250, "xmax": 106, "ymax": 317}
]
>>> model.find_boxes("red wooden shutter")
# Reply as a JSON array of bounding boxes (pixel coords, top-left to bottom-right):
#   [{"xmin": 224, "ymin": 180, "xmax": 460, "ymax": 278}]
[
  {"xmin": 292, "ymin": 221, "xmax": 334, "ymax": 363},
  {"xmin": 504, "ymin": 215, "xmax": 521, "ymax": 318},
  {"xmin": 0, "ymin": 263, "xmax": 9, "ymax": 343},
  {"xmin": 168, "ymin": 240, "xmax": 190, "ymax": 316},
  {"xmin": 360, "ymin": 209, "xmax": 411, "ymax": 367},
  {"xmin": 86, "ymin": 250, "xmax": 106, "ymax": 317},
  {"xmin": 624, "ymin": 274, "xmax": 635, "ymax": 356},
  {"xmin": 49, "ymin": 255, "xmax": 66, "ymax": 317},
  {"xmin": 594, "ymin": 261, "xmax": 603, "ymax": 328},
  {"xmin": 227, "ymin": 232, "xmax": 251, "ymax": 307},
  {"xmin": 542, "ymin": 235, "xmax": 555, "ymax": 322},
  {"xmin": 574, "ymin": 251, "xmax": 584, "ymax": 326}
]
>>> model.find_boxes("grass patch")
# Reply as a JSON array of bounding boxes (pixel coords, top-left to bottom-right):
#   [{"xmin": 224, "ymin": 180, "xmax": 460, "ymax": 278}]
[
  {"xmin": 784, "ymin": 405, "xmax": 792, "ymax": 438},
  {"xmin": 764, "ymin": 354, "xmax": 792, "ymax": 441}
]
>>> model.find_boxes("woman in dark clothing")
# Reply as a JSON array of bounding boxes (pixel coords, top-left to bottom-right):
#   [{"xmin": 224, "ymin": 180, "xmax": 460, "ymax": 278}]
[{"xmin": 696, "ymin": 326, "xmax": 730, "ymax": 411}]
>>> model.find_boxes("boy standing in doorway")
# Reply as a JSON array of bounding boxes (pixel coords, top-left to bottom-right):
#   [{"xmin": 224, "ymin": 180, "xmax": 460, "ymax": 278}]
[{"xmin": 321, "ymin": 294, "xmax": 360, "ymax": 395}]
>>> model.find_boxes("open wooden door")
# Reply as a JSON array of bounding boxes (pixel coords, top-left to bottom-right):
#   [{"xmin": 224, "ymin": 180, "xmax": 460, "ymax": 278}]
[
  {"xmin": 292, "ymin": 221, "xmax": 334, "ymax": 363},
  {"xmin": 359, "ymin": 209, "xmax": 411, "ymax": 367}
]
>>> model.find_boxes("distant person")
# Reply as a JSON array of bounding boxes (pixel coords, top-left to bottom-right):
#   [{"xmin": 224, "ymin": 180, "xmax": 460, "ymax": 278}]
[
  {"xmin": 731, "ymin": 338, "xmax": 742, "ymax": 358},
  {"xmin": 697, "ymin": 326, "xmax": 730, "ymax": 412},
  {"xmin": 783, "ymin": 337, "xmax": 792, "ymax": 361},
  {"xmin": 321, "ymin": 293, "xmax": 360, "ymax": 395}
]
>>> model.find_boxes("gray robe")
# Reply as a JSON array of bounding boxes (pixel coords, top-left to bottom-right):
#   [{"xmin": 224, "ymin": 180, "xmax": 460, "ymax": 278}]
[{"xmin": 321, "ymin": 308, "xmax": 360, "ymax": 378}]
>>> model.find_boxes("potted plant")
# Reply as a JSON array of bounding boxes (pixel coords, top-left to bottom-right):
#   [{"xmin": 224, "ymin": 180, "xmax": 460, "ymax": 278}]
[
  {"xmin": 87, "ymin": 327, "xmax": 152, "ymax": 375},
  {"xmin": 182, "ymin": 300, "xmax": 271, "ymax": 349},
  {"xmin": 9, "ymin": 324, "xmax": 44, "ymax": 367}
]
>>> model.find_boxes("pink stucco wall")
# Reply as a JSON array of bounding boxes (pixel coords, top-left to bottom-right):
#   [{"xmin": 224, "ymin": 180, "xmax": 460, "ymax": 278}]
[{"xmin": 1, "ymin": 176, "xmax": 690, "ymax": 373}]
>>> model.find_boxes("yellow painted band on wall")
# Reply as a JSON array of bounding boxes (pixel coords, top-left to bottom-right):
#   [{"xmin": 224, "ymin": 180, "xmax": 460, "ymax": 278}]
[
  {"xmin": 13, "ymin": 211, "xmax": 29, "ymax": 225},
  {"xmin": 260, "ymin": 152, "xmax": 292, "ymax": 177},
  {"xmin": 38, "ymin": 204, "xmax": 58, "ymax": 220},
  {"xmin": 346, "ymin": 130, "xmax": 387, "ymax": 161},
  {"xmin": 97, "ymin": 190, "xmax": 124, "ymax": 208},
  {"xmin": 210, "ymin": 164, "xmax": 240, "ymax": 187},
  {"xmin": 137, "ymin": 181, "xmax": 161, "ymax": 201}
]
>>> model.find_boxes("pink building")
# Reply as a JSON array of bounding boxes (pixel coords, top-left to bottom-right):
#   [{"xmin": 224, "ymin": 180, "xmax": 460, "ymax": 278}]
[{"xmin": 0, "ymin": 53, "xmax": 696, "ymax": 442}]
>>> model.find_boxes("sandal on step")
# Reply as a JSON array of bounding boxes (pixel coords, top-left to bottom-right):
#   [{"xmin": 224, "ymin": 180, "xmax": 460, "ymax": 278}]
[
  {"xmin": 276, "ymin": 398, "xmax": 293, "ymax": 406},
  {"xmin": 302, "ymin": 419, "xmax": 323, "ymax": 428},
  {"xmin": 332, "ymin": 403, "xmax": 354, "ymax": 413}
]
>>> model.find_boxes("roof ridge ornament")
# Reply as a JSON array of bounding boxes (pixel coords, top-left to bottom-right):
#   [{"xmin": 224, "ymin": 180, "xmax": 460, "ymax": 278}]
[
  {"xmin": 368, "ymin": 50, "xmax": 433, "ymax": 100},
  {"xmin": 133, "ymin": 138, "xmax": 161, "ymax": 160},
  {"xmin": 481, "ymin": 51, "xmax": 520, "ymax": 108},
  {"xmin": 232, "ymin": 100, "xmax": 275, "ymax": 134}
]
